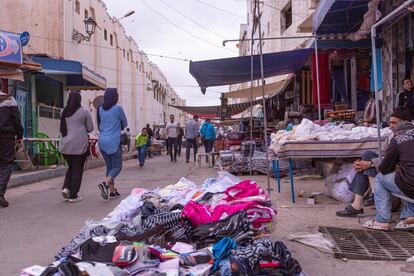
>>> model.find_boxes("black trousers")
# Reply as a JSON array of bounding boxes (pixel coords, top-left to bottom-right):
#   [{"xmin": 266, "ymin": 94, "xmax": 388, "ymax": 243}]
[
  {"xmin": 204, "ymin": 139, "xmax": 215, "ymax": 161},
  {"xmin": 349, "ymin": 150, "xmax": 378, "ymax": 196},
  {"xmin": 186, "ymin": 138, "xmax": 198, "ymax": 162},
  {"xmin": 0, "ymin": 163, "xmax": 13, "ymax": 197},
  {"xmin": 63, "ymin": 153, "xmax": 87, "ymax": 199},
  {"xmin": 177, "ymin": 137, "xmax": 183, "ymax": 156},
  {"xmin": 168, "ymin": 137, "xmax": 178, "ymax": 160}
]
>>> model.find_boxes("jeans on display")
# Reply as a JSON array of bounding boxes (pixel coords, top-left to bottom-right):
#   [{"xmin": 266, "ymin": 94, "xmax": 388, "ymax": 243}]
[
  {"xmin": 168, "ymin": 137, "xmax": 178, "ymax": 160},
  {"xmin": 137, "ymin": 146, "xmax": 146, "ymax": 165},
  {"xmin": 0, "ymin": 163, "xmax": 13, "ymax": 196},
  {"xmin": 375, "ymin": 172, "xmax": 414, "ymax": 222},
  {"xmin": 186, "ymin": 138, "xmax": 198, "ymax": 162},
  {"xmin": 349, "ymin": 150, "xmax": 378, "ymax": 196},
  {"xmin": 101, "ymin": 146, "xmax": 123, "ymax": 180},
  {"xmin": 62, "ymin": 153, "xmax": 88, "ymax": 199}
]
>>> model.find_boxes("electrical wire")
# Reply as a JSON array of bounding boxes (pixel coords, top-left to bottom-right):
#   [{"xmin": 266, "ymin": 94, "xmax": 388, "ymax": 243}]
[
  {"xmin": 193, "ymin": 0, "xmax": 246, "ymax": 20},
  {"xmin": 158, "ymin": 0, "xmax": 228, "ymax": 40},
  {"xmin": 30, "ymin": 34, "xmax": 190, "ymax": 62},
  {"xmin": 141, "ymin": 0, "xmax": 237, "ymax": 53}
]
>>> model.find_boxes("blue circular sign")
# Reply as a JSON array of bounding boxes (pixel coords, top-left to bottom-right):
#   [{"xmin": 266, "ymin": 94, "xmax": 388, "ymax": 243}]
[{"xmin": 20, "ymin": 31, "xmax": 30, "ymax": 47}]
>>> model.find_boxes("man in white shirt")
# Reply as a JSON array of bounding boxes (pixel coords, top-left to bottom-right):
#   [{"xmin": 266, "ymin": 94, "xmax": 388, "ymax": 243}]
[{"xmin": 165, "ymin": 114, "xmax": 179, "ymax": 162}]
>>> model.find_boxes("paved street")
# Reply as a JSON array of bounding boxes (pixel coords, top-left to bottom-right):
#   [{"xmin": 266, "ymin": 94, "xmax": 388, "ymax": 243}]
[
  {"xmin": 1, "ymin": 155, "xmax": 411, "ymax": 275},
  {"xmin": 1, "ymin": 154, "xmax": 216, "ymax": 275}
]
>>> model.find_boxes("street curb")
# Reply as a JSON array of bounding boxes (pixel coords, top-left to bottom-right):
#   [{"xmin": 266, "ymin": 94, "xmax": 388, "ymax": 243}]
[{"xmin": 9, "ymin": 154, "xmax": 136, "ymax": 189}]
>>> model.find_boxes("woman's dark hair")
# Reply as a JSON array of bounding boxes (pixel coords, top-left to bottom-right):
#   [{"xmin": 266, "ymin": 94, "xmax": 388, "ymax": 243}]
[{"xmin": 60, "ymin": 92, "xmax": 82, "ymax": 137}]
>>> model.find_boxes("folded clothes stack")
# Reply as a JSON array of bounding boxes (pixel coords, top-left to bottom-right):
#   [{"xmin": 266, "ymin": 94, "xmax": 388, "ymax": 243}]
[{"xmin": 22, "ymin": 172, "xmax": 303, "ymax": 276}]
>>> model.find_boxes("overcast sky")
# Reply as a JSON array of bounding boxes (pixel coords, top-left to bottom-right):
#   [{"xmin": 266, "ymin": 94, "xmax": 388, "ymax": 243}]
[{"xmin": 104, "ymin": 0, "xmax": 246, "ymax": 106}]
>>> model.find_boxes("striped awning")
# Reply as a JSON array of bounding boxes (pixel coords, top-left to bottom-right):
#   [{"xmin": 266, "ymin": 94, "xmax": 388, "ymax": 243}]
[
  {"xmin": 224, "ymin": 76, "xmax": 290, "ymax": 99},
  {"xmin": 171, "ymin": 98, "xmax": 263, "ymax": 119}
]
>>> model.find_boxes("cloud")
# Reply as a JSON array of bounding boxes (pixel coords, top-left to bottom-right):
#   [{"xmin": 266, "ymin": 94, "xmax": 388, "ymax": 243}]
[{"xmin": 104, "ymin": 0, "xmax": 246, "ymax": 105}]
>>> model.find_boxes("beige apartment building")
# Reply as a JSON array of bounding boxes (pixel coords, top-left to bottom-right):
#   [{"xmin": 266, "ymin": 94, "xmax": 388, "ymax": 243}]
[
  {"xmin": 229, "ymin": 0, "xmax": 318, "ymax": 117},
  {"xmin": 0, "ymin": 0, "xmax": 185, "ymax": 137}
]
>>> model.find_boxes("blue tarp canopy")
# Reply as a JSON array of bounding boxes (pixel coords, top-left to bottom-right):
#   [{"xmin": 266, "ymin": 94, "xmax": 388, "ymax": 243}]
[
  {"xmin": 313, "ymin": 0, "xmax": 370, "ymax": 34},
  {"xmin": 189, "ymin": 48, "xmax": 313, "ymax": 93},
  {"xmin": 32, "ymin": 56, "xmax": 106, "ymax": 91}
]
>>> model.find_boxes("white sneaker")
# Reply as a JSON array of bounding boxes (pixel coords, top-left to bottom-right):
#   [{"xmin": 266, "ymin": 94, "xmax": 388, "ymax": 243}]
[
  {"xmin": 62, "ymin": 188, "xmax": 70, "ymax": 199},
  {"xmin": 68, "ymin": 196, "xmax": 83, "ymax": 203}
]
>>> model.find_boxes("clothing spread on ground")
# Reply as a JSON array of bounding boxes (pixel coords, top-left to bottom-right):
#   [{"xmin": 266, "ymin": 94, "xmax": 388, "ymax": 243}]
[{"xmin": 24, "ymin": 172, "xmax": 303, "ymax": 276}]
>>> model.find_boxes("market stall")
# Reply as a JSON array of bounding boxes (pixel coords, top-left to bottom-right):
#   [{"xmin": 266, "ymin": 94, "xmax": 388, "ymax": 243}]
[
  {"xmin": 22, "ymin": 172, "xmax": 303, "ymax": 276},
  {"xmin": 269, "ymin": 119, "xmax": 391, "ymax": 203}
]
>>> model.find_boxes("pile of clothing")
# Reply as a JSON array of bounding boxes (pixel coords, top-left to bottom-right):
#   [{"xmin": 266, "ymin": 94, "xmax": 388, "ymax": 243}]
[
  {"xmin": 22, "ymin": 172, "xmax": 303, "ymax": 276},
  {"xmin": 251, "ymin": 151, "xmax": 270, "ymax": 175},
  {"xmin": 217, "ymin": 150, "xmax": 272, "ymax": 175},
  {"xmin": 269, "ymin": 118, "xmax": 392, "ymax": 155}
]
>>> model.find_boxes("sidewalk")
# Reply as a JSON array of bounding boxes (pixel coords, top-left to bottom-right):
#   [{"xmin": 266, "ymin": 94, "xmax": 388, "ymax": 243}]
[{"xmin": 9, "ymin": 152, "xmax": 136, "ymax": 188}]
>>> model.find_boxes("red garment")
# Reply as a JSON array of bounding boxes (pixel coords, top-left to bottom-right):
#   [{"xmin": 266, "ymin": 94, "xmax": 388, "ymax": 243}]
[
  {"xmin": 312, "ymin": 52, "xmax": 331, "ymax": 108},
  {"xmin": 224, "ymin": 180, "xmax": 263, "ymax": 201},
  {"xmin": 182, "ymin": 201, "xmax": 212, "ymax": 227}
]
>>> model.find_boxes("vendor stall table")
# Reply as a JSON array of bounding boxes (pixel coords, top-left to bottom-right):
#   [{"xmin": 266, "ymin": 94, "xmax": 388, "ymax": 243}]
[{"xmin": 272, "ymin": 138, "xmax": 385, "ymax": 203}]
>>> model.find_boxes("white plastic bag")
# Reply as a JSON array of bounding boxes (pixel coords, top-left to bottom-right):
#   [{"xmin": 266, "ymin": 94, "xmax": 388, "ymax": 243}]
[{"xmin": 324, "ymin": 163, "xmax": 355, "ymax": 203}]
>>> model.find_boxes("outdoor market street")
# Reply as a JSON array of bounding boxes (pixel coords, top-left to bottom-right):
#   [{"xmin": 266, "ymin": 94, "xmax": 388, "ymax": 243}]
[{"xmin": 0, "ymin": 155, "xmax": 411, "ymax": 276}]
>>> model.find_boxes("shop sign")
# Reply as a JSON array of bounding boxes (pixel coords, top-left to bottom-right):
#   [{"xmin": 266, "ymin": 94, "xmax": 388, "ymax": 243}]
[
  {"xmin": 0, "ymin": 31, "xmax": 22, "ymax": 65},
  {"xmin": 20, "ymin": 31, "xmax": 30, "ymax": 47}
]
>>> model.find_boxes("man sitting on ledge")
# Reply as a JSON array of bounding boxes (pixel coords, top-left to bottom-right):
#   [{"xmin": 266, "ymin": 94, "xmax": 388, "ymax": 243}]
[
  {"xmin": 336, "ymin": 109, "xmax": 411, "ymax": 217},
  {"xmin": 363, "ymin": 120, "xmax": 414, "ymax": 231}
]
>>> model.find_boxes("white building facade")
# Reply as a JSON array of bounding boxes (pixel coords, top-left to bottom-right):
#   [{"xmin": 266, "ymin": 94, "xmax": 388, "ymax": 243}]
[{"xmin": 0, "ymin": 0, "xmax": 185, "ymax": 136}]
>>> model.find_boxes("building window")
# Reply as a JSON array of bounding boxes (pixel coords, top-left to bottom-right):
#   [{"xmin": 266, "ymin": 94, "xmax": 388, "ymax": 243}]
[
  {"xmin": 267, "ymin": 22, "xmax": 270, "ymax": 35},
  {"xmin": 127, "ymin": 52, "xmax": 130, "ymax": 61},
  {"xmin": 281, "ymin": 1, "xmax": 292, "ymax": 32},
  {"xmin": 75, "ymin": 0, "xmax": 80, "ymax": 14},
  {"xmin": 110, "ymin": 34, "xmax": 113, "ymax": 46},
  {"xmin": 123, "ymin": 49, "xmax": 125, "ymax": 58},
  {"xmin": 104, "ymin": 29, "xmax": 107, "ymax": 41}
]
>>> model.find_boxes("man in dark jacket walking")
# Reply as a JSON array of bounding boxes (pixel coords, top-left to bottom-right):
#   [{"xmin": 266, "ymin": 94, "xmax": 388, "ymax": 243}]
[{"xmin": 0, "ymin": 81, "xmax": 24, "ymax": 207}]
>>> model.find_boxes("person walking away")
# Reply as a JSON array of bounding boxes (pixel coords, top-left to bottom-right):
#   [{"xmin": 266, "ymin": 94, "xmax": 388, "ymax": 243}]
[
  {"xmin": 185, "ymin": 115, "xmax": 199, "ymax": 163},
  {"xmin": 59, "ymin": 92, "xmax": 94, "ymax": 202},
  {"xmin": 145, "ymin": 124, "xmax": 153, "ymax": 158},
  {"xmin": 397, "ymin": 78, "xmax": 414, "ymax": 119},
  {"xmin": 200, "ymin": 118, "xmax": 216, "ymax": 163},
  {"xmin": 177, "ymin": 123, "xmax": 184, "ymax": 157},
  {"xmin": 97, "ymin": 88, "xmax": 128, "ymax": 200},
  {"xmin": 135, "ymin": 128, "xmax": 148, "ymax": 167},
  {"xmin": 166, "ymin": 114, "xmax": 179, "ymax": 162},
  {"xmin": 0, "ymin": 81, "xmax": 23, "ymax": 207}
]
